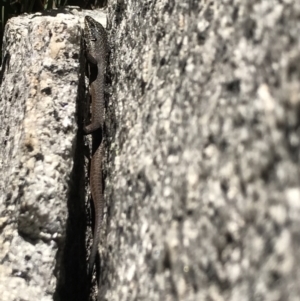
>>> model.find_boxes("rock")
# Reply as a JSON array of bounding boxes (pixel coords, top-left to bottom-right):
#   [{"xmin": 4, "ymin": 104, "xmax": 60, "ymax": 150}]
[{"xmin": 104, "ymin": 0, "xmax": 300, "ymax": 300}]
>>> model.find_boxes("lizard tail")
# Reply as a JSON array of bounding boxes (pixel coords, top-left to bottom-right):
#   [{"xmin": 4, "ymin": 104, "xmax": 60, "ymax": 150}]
[
  {"xmin": 88, "ymin": 144, "xmax": 104, "ymax": 278},
  {"xmin": 88, "ymin": 212, "xmax": 102, "ymax": 278}
]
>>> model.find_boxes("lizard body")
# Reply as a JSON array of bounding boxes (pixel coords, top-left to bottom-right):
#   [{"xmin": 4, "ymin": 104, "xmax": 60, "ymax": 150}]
[{"xmin": 83, "ymin": 16, "xmax": 108, "ymax": 279}]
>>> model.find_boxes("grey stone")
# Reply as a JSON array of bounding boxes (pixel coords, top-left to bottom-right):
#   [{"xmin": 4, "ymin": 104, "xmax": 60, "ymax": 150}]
[
  {"xmin": 1, "ymin": 1, "xmax": 300, "ymax": 301},
  {"xmin": 103, "ymin": 0, "xmax": 300, "ymax": 300},
  {"xmin": 0, "ymin": 8, "xmax": 106, "ymax": 301}
]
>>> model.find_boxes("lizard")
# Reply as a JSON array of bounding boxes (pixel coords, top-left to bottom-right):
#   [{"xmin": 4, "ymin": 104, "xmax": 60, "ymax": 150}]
[{"xmin": 83, "ymin": 15, "xmax": 108, "ymax": 280}]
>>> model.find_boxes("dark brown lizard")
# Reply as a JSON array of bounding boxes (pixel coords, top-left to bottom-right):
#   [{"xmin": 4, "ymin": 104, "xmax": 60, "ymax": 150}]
[{"xmin": 83, "ymin": 15, "xmax": 108, "ymax": 279}]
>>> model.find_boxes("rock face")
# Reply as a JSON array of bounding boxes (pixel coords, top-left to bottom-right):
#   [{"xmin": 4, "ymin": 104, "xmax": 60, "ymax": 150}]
[
  {"xmin": 1, "ymin": 1, "xmax": 300, "ymax": 301},
  {"xmin": 103, "ymin": 0, "xmax": 300, "ymax": 300},
  {"xmin": 0, "ymin": 9, "xmax": 105, "ymax": 301},
  {"xmin": 0, "ymin": 12, "xmax": 80, "ymax": 301}
]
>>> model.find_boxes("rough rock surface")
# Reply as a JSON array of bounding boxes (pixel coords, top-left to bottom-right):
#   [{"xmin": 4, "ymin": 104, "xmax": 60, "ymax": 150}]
[
  {"xmin": 0, "ymin": 9, "xmax": 106, "ymax": 301},
  {"xmin": 1, "ymin": 1, "xmax": 300, "ymax": 301},
  {"xmin": 102, "ymin": 0, "xmax": 300, "ymax": 300}
]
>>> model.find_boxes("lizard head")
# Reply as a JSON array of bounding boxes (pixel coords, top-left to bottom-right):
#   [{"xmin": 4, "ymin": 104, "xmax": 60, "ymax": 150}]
[
  {"xmin": 84, "ymin": 16, "xmax": 104, "ymax": 42},
  {"xmin": 84, "ymin": 16, "xmax": 108, "ymax": 59}
]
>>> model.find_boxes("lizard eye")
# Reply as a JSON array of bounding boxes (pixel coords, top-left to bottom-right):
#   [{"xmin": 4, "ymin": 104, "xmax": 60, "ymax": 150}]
[{"xmin": 91, "ymin": 28, "xmax": 98, "ymax": 41}]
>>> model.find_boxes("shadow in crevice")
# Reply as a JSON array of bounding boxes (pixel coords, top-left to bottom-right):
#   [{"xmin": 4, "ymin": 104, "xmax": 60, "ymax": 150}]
[{"xmin": 53, "ymin": 31, "xmax": 89, "ymax": 301}]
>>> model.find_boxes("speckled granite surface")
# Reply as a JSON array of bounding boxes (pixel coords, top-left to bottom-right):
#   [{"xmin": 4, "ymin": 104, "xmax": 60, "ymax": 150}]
[{"xmin": 103, "ymin": 1, "xmax": 300, "ymax": 300}]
